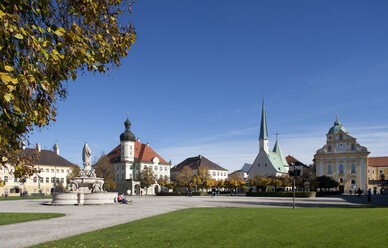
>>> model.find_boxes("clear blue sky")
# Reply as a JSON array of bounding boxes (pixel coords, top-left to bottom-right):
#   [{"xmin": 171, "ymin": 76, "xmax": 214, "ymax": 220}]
[{"xmin": 29, "ymin": 0, "xmax": 388, "ymax": 171}]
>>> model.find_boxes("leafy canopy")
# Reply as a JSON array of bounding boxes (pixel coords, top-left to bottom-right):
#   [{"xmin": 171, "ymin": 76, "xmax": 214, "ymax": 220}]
[{"xmin": 0, "ymin": 0, "xmax": 135, "ymax": 175}]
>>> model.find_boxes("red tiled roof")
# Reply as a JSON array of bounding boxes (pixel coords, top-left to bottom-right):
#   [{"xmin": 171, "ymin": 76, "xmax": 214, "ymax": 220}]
[
  {"xmin": 368, "ymin": 157, "xmax": 388, "ymax": 167},
  {"xmin": 285, "ymin": 155, "xmax": 306, "ymax": 167},
  {"xmin": 107, "ymin": 140, "xmax": 169, "ymax": 165}
]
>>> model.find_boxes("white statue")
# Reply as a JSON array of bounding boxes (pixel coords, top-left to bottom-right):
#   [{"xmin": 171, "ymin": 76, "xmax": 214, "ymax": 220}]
[{"xmin": 82, "ymin": 142, "xmax": 92, "ymax": 171}]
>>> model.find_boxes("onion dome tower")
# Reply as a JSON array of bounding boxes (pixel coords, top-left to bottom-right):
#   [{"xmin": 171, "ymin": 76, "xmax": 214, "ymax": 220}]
[{"xmin": 120, "ymin": 116, "xmax": 136, "ymax": 162}]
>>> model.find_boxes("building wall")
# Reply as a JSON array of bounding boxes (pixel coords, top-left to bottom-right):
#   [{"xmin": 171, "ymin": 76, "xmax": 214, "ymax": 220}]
[
  {"xmin": 248, "ymin": 149, "xmax": 277, "ymax": 178},
  {"xmin": 314, "ymin": 131, "xmax": 369, "ymax": 192},
  {"xmin": 368, "ymin": 166, "xmax": 388, "ymax": 181},
  {"xmin": 208, "ymin": 170, "xmax": 228, "ymax": 181},
  {"xmin": 0, "ymin": 164, "xmax": 71, "ymax": 196},
  {"xmin": 113, "ymin": 160, "xmax": 172, "ymax": 195}
]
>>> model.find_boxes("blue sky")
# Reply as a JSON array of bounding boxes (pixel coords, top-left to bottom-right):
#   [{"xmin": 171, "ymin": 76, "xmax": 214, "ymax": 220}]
[{"xmin": 28, "ymin": 1, "xmax": 388, "ymax": 171}]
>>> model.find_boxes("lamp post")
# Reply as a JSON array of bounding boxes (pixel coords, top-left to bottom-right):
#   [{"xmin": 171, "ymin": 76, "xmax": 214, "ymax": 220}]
[{"xmin": 292, "ymin": 162, "xmax": 296, "ymax": 210}]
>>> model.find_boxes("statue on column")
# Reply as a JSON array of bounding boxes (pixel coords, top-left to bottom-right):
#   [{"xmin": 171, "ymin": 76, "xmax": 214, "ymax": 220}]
[{"xmin": 82, "ymin": 142, "xmax": 92, "ymax": 171}]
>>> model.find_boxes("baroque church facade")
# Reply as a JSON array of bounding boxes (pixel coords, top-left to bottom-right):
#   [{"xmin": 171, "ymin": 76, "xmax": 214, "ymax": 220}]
[
  {"xmin": 314, "ymin": 117, "xmax": 369, "ymax": 193},
  {"xmin": 248, "ymin": 101, "xmax": 289, "ymax": 178},
  {"xmin": 107, "ymin": 117, "xmax": 172, "ymax": 195}
]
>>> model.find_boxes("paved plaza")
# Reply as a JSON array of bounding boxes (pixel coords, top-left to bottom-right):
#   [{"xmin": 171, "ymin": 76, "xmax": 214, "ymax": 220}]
[{"xmin": 0, "ymin": 195, "xmax": 387, "ymax": 248}]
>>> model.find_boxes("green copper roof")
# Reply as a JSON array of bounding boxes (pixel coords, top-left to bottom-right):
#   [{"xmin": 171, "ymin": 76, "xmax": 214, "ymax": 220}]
[
  {"xmin": 259, "ymin": 99, "xmax": 268, "ymax": 140},
  {"xmin": 267, "ymin": 151, "xmax": 288, "ymax": 173},
  {"xmin": 328, "ymin": 117, "xmax": 347, "ymax": 134},
  {"xmin": 272, "ymin": 137, "xmax": 288, "ymax": 167}
]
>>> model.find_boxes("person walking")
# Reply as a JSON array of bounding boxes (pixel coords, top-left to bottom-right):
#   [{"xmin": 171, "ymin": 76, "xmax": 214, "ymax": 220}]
[{"xmin": 367, "ymin": 188, "xmax": 372, "ymax": 203}]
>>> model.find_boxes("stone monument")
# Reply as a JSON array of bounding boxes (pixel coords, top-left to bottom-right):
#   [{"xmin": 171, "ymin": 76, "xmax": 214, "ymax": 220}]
[{"xmin": 52, "ymin": 142, "xmax": 117, "ymax": 205}]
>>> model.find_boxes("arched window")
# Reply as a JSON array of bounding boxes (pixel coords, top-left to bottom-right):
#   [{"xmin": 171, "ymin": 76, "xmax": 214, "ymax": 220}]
[
  {"xmin": 351, "ymin": 180, "xmax": 356, "ymax": 185},
  {"xmin": 339, "ymin": 164, "xmax": 344, "ymax": 174},
  {"xmin": 327, "ymin": 164, "xmax": 332, "ymax": 174},
  {"xmin": 340, "ymin": 178, "xmax": 344, "ymax": 183},
  {"xmin": 351, "ymin": 164, "xmax": 356, "ymax": 174}
]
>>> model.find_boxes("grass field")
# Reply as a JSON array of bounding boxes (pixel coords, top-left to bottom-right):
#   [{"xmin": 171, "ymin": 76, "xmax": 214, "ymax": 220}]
[
  {"xmin": 33, "ymin": 207, "xmax": 388, "ymax": 248},
  {"xmin": 0, "ymin": 212, "xmax": 65, "ymax": 226}
]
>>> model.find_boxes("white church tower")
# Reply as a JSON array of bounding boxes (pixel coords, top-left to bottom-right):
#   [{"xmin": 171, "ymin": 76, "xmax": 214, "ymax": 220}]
[
  {"xmin": 259, "ymin": 99, "xmax": 269, "ymax": 154},
  {"xmin": 120, "ymin": 116, "xmax": 136, "ymax": 162}
]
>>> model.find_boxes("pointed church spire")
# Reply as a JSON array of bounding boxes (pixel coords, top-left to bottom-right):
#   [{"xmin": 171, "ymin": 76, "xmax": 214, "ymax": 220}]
[
  {"xmin": 259, "ymin": 98, "xmax": 269, "ymax": 153},
  {"xmin": 272, "ymin": 134, "xmax": 288, "ymax": 167},
  {"xmin": 259, "ymin": 98, "xmax": 268, "ymax": 140}
]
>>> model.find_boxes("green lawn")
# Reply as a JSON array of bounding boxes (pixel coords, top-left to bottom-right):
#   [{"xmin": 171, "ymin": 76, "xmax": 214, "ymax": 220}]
[
  {"xmin": 33, "ymin": 208, "xmax": 388, "ymax": 248},
  {"xmin": 0, "ymin": 212, "xmax": 65, "ymax": 226}
]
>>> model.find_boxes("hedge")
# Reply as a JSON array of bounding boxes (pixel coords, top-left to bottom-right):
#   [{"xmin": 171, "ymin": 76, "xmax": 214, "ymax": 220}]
[
  {"xmin": 156, "ymin": 191, "xmax": 207, "ymax": 196},
  {"xmin": 316, "ymin": 191, "xmax": 341, "ymax": 197},
  {"xmin": 246, "ymin": 191, "xmax": 316, "ymax": 198}
]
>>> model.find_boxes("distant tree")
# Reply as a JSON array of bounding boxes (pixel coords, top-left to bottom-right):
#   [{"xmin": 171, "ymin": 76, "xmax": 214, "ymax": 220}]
[
  {"xmin": 93, "ymin": 153, "xmax": 116, "ymax": 191},
  {"xmin": 157, "ymin": 178, "xmax": 165, "ymax": 187},
  {"xmin": 279, "ymin": 176, "xmax": 292, "ymax": 188},
  {"xmin": 204, "ymin": 178, "xmax": 217, "ymax": 190},
  {"xmin": 176, "ymin": 166, "xmax": 193, "ymax": 187},
  {"xmin": 0, "ymin": 0, "xmax": 136, "ymax": 176},
  {"xmin": 139, "ymin": 166, "xmax": 155, "ymax": 195},
  {"xmin": 197, "ymin": 165, "xmax": 210, "ymax": 189},
  {"xmin": 316, "ymin": 176, "xmax": 339, "ymax": 191},
  {"xmin": 257, "ymin": 177, "xmax": 272, "ymax": 191},
  {"xmin": 66, "ymin": 164, "xmax": 80, "ymax": 185},
  {"xmin": 191, "ymin": 175, "xmax": 202, "ymax": 191},
  {"xmin": 217, "ymin": 179, "xmax": 225, "ymax": 189}
]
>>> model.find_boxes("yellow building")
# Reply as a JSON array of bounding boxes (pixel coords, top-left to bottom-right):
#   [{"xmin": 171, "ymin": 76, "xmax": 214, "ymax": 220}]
[
  {"xmin": 367, "ymin": 157, "xmax": 388, "ymax": 192},
  {"xmin": 314, "ymin": 117, "xmax": 369, "ymax": 193},
  {"xmin": 0, "ymin": 144, "xmax": 74, "ymax": 196}
]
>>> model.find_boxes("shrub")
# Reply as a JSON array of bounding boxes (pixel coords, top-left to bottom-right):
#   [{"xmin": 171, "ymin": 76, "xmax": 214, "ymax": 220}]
[
  {"xmin": 316, "ymin": 191, "xmax": 341, "ymax": 197},
  {"xmin": 246, "ymin": 191, "xmax": 316, "ymax": 198}
]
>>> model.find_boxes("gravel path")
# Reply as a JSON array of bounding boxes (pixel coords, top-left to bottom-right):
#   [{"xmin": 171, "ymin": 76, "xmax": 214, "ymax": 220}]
[{"xmin": 0, "ymin": 195, "xmax": 386, "ymax": 248}]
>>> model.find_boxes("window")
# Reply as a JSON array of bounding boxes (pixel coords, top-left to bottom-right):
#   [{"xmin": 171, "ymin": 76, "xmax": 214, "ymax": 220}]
[
  {"xmin": 56, "ymin": 169, "xmax": 59, "ymax": 173},
  {"xmin": 51, "ymin": 169, "xmax": 54, "ymax": 173},
  {"xmin": 258, "ymin": 163, "xmax": 260, "ymax": 167},
  {"xmin": 351, "ymin": 144, "xmax": 355, "ymax": 151},
  {"xmin": 160, "ymin": 166, "xmax": 162, "ymax": 171},
  {"xmin": 351, "ymin": 180, "xmax": 356, "ymax": 185},
  {"xmin": 46, "ymin": 177, "xmax": 49, "ymax": 183},
  {"xmin": 340, "ymin": 178, "xmax": 344, "ymax": 183},
  {"xmin": 51, "ymin": 177, "xmax": 55, "ymax": 183},
  {"xmin": 373, "ymin": 170, "xmax": 375, "ymax": 174},
  {"xmin": 351, "ymin": 164, "xmax": 356, "ymax": 174},
  {"xmin": 339, "ymin": 134, "xmax": 343, "ymax": 140},
  {"xmin": 14, "ymin": 178, "xmax": 18, "ymax": 182},
  {"xmin": 327, "ymin": 165, "xmax": 332, "ymax": 174},
  {"xmin": 61, "ymin": 169, "xmax": 64, "ymax": 173},
  {"xmin": 46, "ymin": 168, "xmax": 49, "ymax": 173},
  {"xmin": 328, "ymin": 145, "xmax": 332, "ymax": 152},
  {"xmin": 217, "ymin": 172, "xmax": 219, "ymax": 176},
  {"xmin": 154, "ymin": 166, "xmax": 158, "ymax": 171},
  {"xmin": 60, "ymin": 178, "xmax": 64, "ymax": 183},
  {"xmin": 33, "ymin": 177, "xmax": 37, "ymax": 183},
  {"xmin": 56, "ymin": 178, "xmax": 60, "ymax": 183},
  {"xmin": 160, "ymin": 175, "xmax": 163, "ymax": 179},
  {"xmin": 66, "ymin": 170, "xmax": 69, "ymax": 174},
  {"xmin": 40, "ymin": 177, "xmax": 43, "ymax": 183},
  {"xmin": 265, "ymin": 163, "xmax": 267, "ymax": 167},
  {"xmin": 212, "ymin": 172, "xmax": 216, "ymax": 176},
  {"xmin": 164, "ymin": 167, "xmax": 167, "ymax": 171},
  {"xmin": 380, "ymin": 170, "xmax": 383, "ymax": 174},
  {"xmin": 339, "ymin": 164, "xmax": 344, "ymax": 174}
]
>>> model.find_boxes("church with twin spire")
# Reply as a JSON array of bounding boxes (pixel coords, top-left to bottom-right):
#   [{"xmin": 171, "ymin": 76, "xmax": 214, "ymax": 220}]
[{"xmin": 248, "ymin": 101, "xmax": 289, "ymax": 178}]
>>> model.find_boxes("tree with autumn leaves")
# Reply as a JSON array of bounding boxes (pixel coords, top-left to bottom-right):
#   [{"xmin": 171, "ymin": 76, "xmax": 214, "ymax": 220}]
[{"xmin": 0, "ymin": 0, "xmax": 136, "ymax": 177}]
